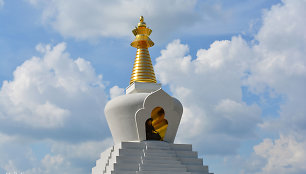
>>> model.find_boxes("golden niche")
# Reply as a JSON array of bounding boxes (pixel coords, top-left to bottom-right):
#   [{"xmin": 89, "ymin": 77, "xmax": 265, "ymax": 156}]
[{"xmin": 145, "ymin": 107, "xmax": 168, "ymax": 141}]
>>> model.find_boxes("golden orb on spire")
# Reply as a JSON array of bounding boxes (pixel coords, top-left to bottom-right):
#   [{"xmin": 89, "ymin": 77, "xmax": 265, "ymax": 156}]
[
  {"xmin": 138, "ymin": 16, "xmax": 146, "ymax": 27},
  {"xmin": 129, "ymin": 16, "xmax": 157, "ymax": 84}
]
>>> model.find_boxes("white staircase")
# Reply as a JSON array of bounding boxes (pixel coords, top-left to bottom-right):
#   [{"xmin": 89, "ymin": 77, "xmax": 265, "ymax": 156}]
[{"xmin": 92, "ymin": 141, "xmax": 213, "ymax": 174}]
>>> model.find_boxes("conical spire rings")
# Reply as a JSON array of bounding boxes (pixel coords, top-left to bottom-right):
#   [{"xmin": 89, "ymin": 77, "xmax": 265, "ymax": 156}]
[{"xmin": 130, "ymin": 16, "xmax": 157, "ymax": 84}]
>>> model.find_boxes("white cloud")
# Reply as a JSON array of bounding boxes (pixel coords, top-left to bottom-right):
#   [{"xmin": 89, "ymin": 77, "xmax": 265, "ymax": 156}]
[
  {"xmin": 155, "ymin": 0, "xmax": 306, "ymax": 159},
  {"xmin": 50, "ymin": 138, "xmax": 113, "ymax": 162},
  {"xmin": 26, "ymin": 0, "xmax": 268, "ymax": 40},
  {"xmin": 19, "ymin": 138, "xmax": 113, "ymax": 174},
  {"xmin": 0, "ymin": 42, "xmax": 114, "ymax": 173},
  {"xmin": 245, "ymin": 0, "xmax": 306, "ymax": 137},
  {"xmin": 0, "ymin": 133, "xmax": 13, "ymax": 144},
  {"xmin": 23, "ymin": 154, "xmax": 77, "ymax": 174},
  {"xmin": 0, "ymin": 131, "xmax": 112, "ymax": 174},
  {"xmin": 243, "ymin": 1, "xmax": 306, "ymax": 172},
  {"xmin": 27, "ymin": 0, "xmax": 198, "ymax": 40},
  {"xmin": 109, "ymin": 85, "xmax": 124, "ymax": 99},
  {"xmin": 0, "ymin": 134, "xmax": 37, "ymax": 174},
  {"xmin": 41, "ymin": 155, "xmax": 65, "ymax": 170},
  {"xmin": 155, "ymin": 38, "xmax": 261, "ymax": 155},
  {"xmin": 0, "ymin": 43, "xmax": 109, "ymax": 141},
  {"xmin": 0, "ymin": 0, "xmax": 4, "ymax": 8},
  {"xmin": 253, "ymin": 135, "xmax": 306, "ymax": 174}
]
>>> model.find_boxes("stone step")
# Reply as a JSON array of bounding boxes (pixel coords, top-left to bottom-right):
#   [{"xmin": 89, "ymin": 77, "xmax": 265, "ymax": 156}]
[
  {"xmin": 112, "ymin": 171, "xmax": 137, "ymax": 174},
  {"xmin": 144, "ymin": 141, "xmax": 171, "ymax": 149},
  {"xmin": 139, "ymin": 166, "xmax": 187, "ymax": 172},
  {"xmin": 144, "ymin": 141, "xmax": 170, "ymax": 145},
  {"xmin": 170, "ymin": 144, "xmax": 192, "ymax": 151},
  {"xmin": 146, "ymin": 146, "xmax": 171, "ymax": 150},
  {"xmin": 93, "ymin": 142, "xmax": 213, "ymax": 174},
  {"xmin": 100, "ymin": 147, "xmax": 113, "ymax": 158},
  {"xmin": 142, "ymin": 158, "xmax": 181, "ymax": 165},
  {"xmin": 137, "ymin": 171, "xmax": 191, "ymax": 174},
  {"xmin": 140, "ymin": 163, "xmax": 187, "ymax": 171},
  {"xmin": 118, "ymin": 149, "xmax": 144, "ymax": 156},
  {"xmin": 105, "ymin": 164, "xmax": 114, "ymax": 174},
  {"xmin": 143, "ymin": 152, "xmax": 176, "ymax": 158},
  {"xmin": 116, "ymin": 156, "xmax": 141, "ymax": 164},
  {"xmin": 111, "ymin": 170, "xmax": 193, "ymax": 174},
  {"xmin": 96, "ymin": 158, "xmax": 108, "ymax": 167},
  {"xmin": 121, "ymin": 142, "xmax": 145, "ymax": 149},
  {"xmin": 180, "ymin": 158, "xmax": 203, "ymax": 165},
  {"xmin": 144, "ymin": 149, "xmax": 176, "ymax": 154},
  {"xmin": 186, "ymin": 164, "xmax": 209, "ymax": 173},
  {"xmin": 142, "ymin": 155, "xmax": 177, "ymax": 161},
  {"xmin": 116, "ymin": 155, "xmax": 141, "ymax": 161},
  {"xmin": 119, "ymin": 149, "xmax": 143, "ymax": 153},
  {"xmin": 113, "ymin": 163, "xmax": 139, "ymax": 171},
  {"xmin": 141, "ymin": 162, "xmax": 185, "ymax": 169},
  {"xmin": 176, "ymin": 151, "xmax": 198, "ymax": 158}
]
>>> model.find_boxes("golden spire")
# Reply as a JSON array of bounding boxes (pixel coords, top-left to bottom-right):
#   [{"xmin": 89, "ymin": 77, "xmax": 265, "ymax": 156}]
[{"xmin": 130, "ymin": 16, "xmax": 157, "ymax": 84}]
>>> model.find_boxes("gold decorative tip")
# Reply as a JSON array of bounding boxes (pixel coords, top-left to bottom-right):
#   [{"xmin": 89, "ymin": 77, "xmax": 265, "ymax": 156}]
[
  {"xmin": 130, "ymin": 16, "xmax": 157, "ymax": 85},
  {"xmin": 138, "ymin": 16, "xmax": 146, "ymax": 27}
]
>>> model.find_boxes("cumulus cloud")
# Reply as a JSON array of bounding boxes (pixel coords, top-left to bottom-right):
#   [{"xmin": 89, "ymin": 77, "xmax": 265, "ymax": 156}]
[
  {"xmin": 252, "ymin": 135, "xmax": 306, "ymax": 174},
  {"xmin": 0, "ymin": 132, "xmax": 112, "ymax": 174},
  {"xmin": 0, "ymin": 43, "xmax": 109, "ymax": 141},
  {"xmin": 246, "ymin": 1, "xmax": 306, "ymax": 172},
  {"xmin": 0, "ymin": 42, "xmax": 115, "ymax": 173},
  {"xmin": 25, "ymin": 0, "xmax": 267, "ymax": 40},
  {"xmin": 155, "ymin": 38, "xmax": 261, "ymax": 155},
  {"xmin": 50, "ymin": 138, "xmax": 113, "ymax": 163},
  {"xmin": 0, "ymin": 134, "xmax": 38, "ymax": 174},
  {"xmin": 246, "ymin": 0, "xmax": 306, "ymax": 137},
  {"xmin": 155, "ymin": 0, "xmax": 306, "ymax": 159},
  {"xmin": 26, "ymin": 0, "xmax": 198, "ymax": 40},
  {"xmin": 109, "ymin": 85, "xmax": 125, "ymax": 99},
  {"xmin": 19, "ymin": 138, "xmax": 113, "ymax": 174}
]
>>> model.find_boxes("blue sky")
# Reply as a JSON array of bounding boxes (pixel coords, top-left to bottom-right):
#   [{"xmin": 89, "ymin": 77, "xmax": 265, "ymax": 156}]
[{"xmin": 0, "ymin": 0, "xmax": 306, "ymax": 174}]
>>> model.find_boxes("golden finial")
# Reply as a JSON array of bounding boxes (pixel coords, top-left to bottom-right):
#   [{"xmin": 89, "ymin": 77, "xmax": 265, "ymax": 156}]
[
  {"xmin": 138, "ymin": 16, "xmax": 146, "ymax": 27},
  {"xmin": 129, "ymin": 16, "xmax": 156, "ymax": 84}
]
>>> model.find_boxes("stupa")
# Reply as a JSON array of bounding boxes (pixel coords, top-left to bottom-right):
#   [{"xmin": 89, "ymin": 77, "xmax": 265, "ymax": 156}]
[{"xmin": 92, "ymin": 16, "xmax": 213, "ymax": 174}]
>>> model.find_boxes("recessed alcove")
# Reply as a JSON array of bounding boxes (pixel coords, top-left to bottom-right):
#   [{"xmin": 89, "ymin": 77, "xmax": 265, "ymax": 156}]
[{"xmin": 145, "ymin": 107, "xmax": 168, "ymax": 141}]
